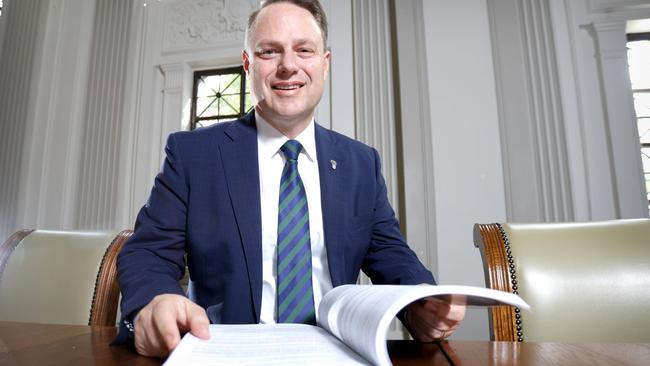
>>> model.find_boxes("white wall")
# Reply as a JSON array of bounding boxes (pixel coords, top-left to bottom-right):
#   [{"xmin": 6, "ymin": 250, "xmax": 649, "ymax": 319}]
[{"xmin": 421, "ymin": 0, "xmax": 507, "ymax": 340}]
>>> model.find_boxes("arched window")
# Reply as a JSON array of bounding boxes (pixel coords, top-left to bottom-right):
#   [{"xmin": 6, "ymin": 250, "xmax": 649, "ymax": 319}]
[{"xmin": 190, "ymin": 66, "xmax": 254, "ymax": 130}]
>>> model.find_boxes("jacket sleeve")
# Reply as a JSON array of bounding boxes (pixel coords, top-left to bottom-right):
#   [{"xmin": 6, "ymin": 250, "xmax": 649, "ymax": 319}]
[
  {"xmin": 114, "ymin": 133, "xmax": 188, "ymax": 342},
  {"xmin": 361, "ymin": 148, "xmax": 436, "ymax": 286}
]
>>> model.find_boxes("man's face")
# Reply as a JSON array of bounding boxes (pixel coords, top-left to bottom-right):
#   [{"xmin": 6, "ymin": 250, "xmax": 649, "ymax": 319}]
[{"xmin": 243, "ymin": 3, "xmax": 330, "ymax": 130}]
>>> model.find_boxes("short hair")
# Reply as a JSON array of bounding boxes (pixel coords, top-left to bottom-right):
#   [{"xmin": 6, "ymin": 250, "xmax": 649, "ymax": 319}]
[{"xmin": 245, "ymin": 0, "xmax": 329, "ymax": 52}]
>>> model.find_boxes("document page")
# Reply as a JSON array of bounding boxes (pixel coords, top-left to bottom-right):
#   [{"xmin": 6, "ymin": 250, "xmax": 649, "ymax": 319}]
[
  {"xmin": 164, "ymin": 324, "xmax": 370, "ymax": 366},
  {"xmin": 318, "ymin": 284, "xmax": 530, "ymax": 366}
]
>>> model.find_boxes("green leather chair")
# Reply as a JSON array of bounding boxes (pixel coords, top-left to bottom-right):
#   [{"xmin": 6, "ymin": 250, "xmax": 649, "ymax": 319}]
[
  {"xmin": 474, "ymin": 219, "xmax": 650, "ymax": 342},
  {"xmin": 0, "ymin": 229, "xmax": 132, "ymax": 326}
]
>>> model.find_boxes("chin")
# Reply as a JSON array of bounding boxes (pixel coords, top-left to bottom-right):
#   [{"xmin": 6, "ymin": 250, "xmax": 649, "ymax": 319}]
[{"xmin": 272, "ymin": 105, "xmax": 308, "ymax": 118}]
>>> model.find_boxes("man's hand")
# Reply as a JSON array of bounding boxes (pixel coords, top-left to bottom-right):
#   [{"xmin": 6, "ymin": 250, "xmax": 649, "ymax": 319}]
[
  {"xmin": 134, "ymin": 294, "xmax": 210, "ymax": 358},
  {"xmin": 404, "ymin": 298, "xmax": 466, "ymax": 342}
]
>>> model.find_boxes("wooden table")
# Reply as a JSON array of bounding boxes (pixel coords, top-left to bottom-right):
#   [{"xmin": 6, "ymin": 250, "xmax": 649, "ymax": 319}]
[{"xmin": 1, "ymin": 321, "xmax": 649, "ymax": 365}]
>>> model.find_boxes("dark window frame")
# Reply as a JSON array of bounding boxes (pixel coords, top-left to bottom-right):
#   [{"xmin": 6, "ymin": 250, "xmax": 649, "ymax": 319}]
[
  {"xmin": 189, "ymin": 66, "xmax": 248, "ymax": 130},
  {"xmin": 627, "ymin": 31, "xmax": 650, "ymax": 211},
  {"xmin": 627, "ymin": 32, "xmax": 650, "ymax": 152},
  {"xmin": 627, "ymin": 32, "xmax": 650, "ymax": 42}
]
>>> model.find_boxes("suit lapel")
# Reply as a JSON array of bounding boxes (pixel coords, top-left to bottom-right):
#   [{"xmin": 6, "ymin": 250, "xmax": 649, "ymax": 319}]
[
  {"xmin": 315, "ymin": 125, "xmax": 347, "ymax": 287},
  {"xmin": 219, "ymin": 114, "xmax": 263, "ymax": 321}
]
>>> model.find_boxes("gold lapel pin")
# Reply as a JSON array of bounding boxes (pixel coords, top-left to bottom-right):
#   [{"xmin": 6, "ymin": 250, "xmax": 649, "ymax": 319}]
[{"xmin": 330, "ymin": 160, "xmax": 337, "ymax": 170}]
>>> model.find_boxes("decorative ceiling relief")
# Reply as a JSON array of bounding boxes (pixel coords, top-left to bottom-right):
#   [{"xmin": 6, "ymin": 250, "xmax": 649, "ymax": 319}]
[
  {"xmin": 163, "ymin": 0, "xmax": 258, "ymax": 53},
  {"xmin": 587, "ymin": 0, "xmax": 650, "ymax": 13}
]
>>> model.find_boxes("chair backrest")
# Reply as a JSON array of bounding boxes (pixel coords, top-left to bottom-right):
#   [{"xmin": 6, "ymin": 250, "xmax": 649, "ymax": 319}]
[
  {"xmin": 0, "ymin": 229, "xmax": 132, "ymax": 326},
  {"xmin": 474, "ymin": 219, "xmax": 650, "ymax": 342}
]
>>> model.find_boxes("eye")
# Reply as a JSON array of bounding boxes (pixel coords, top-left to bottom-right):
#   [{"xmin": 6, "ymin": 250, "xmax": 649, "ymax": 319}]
[
  {"xmin": 298, "ymin": 48, "xmax": 315, "ymax": 56},
  {"xmin": 256, "ymin": 49, "xmax": 279, "ymax": 59}
]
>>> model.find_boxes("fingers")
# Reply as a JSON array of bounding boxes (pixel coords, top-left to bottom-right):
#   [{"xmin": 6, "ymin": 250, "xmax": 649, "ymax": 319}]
[
  {"xmin": 152, "ymin": 300, "xmax": 183, "ymax": 351},
  {"xmin": 134, "ymin": 294, "xmax": 209, "ymax": 358},
  {"xmin": 185, "ymin": 301, "xmax": 210, "ymax": 340},
  {"xmin": 428, "ymin": 327, "xmax": 449, "ymax": 341},
  {"xmin": 422, "ymin": 300, "xmax": 466, "ymax": 325},
  {"xmin": 404, "ymin": 300, "xmax": 467, "ymax": 342}
]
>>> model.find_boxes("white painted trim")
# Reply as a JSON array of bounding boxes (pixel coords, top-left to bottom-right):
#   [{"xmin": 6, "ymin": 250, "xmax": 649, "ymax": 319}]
[
  {"xmin": 548, "ymin": 0, "xmax": 592, "ymax": 221},
  {"xmin": 159, "ymin": 62, "xmax": 187, "ymax": 154},
  {"xmin": 327, "ymin": 0, "xmax": 355, "ymax": 137}
]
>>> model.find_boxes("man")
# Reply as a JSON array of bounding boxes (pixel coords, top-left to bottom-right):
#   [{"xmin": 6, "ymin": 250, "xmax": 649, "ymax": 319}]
[{"xmin": 116, "ymin": 0, "xmax": 465, "ymax": 358}]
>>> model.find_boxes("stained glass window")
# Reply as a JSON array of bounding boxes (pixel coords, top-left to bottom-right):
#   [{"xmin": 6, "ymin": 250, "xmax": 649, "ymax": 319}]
[
  {"xmin": 190, "ymin": 66, "xmax": 254, "ymax": 130},
  {"xmin": 627, "ymin": 32, "xmax": 650, "ymax": 213}
]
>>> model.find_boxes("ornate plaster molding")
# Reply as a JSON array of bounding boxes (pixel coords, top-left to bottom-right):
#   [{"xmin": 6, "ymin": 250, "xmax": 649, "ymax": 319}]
[
  {"xmin": 586, "ymin": 0, "xmax": 650, "ymax": 13},
  {"xmin": 163, "ymin": 0, "xmax": 257, "ymax": 53}
]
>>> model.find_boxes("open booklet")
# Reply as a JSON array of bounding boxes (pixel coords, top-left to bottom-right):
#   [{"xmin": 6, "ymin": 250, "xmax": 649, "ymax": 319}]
[{"xmin": 164, "ymin": 284, "xmax": 529, "ymax": 366}]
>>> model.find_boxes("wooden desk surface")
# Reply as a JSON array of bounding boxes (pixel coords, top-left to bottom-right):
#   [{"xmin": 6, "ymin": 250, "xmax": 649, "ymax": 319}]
[
  {"xmin": 438, "ymin": 340, "xmax": 650, "ymax": 366},
  {"xmin": 1, "ymin": 321, "xmax": 649, "ymax": 365},
  {"xmin": 0, "ymin": 322, "xmax": 157, "ymax": 366}
]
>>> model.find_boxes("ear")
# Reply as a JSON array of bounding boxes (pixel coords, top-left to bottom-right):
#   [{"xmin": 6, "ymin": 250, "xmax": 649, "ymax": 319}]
[
  {"xmin": 323, "ymin": 50, "xmax": 331, "ymax": 80},
  {"xmin": 242, "ymin": 50, "xmax": 251, "ymax": 75}
]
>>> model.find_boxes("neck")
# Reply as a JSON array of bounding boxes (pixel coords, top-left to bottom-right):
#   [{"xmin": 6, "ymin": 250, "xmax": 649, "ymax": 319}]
[{"xmin": 255, "ymin": 107, "xmax": 313, "ymax": 139}]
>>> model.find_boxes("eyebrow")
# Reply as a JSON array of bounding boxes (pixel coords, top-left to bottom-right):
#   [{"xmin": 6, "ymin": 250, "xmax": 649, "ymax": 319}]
[{"xmin": 254, "ymin": 38, "xmax": 319, "ymax": 49}]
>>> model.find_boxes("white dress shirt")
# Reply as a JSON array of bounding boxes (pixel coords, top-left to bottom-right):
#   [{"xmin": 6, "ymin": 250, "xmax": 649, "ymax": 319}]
[{"xmin": 256, "ymin": 112, "xmax": 333, "ymax": 324}]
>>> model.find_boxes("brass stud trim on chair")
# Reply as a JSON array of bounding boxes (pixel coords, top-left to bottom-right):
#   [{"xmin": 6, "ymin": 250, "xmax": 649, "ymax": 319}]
[
  {"xmin": 496, "ymin": 223, "xmax": 524, "ymax": 342},
  {"xmin": 474, "ymin": 223, "xmax": 520, "ymax": 341}
]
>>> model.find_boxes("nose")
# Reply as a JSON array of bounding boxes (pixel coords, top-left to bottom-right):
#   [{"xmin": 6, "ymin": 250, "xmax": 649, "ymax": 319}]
[{"xmin": 277, "ymin": 51, "xmax": 299, "ymax": 75}]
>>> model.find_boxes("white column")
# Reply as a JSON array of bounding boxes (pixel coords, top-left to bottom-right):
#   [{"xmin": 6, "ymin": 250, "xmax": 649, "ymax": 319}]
[
  {"xmin": 521, "ymin": 0, "xmax": 574, "ymax": 221},
  {"xmin": 593, "ymin": 20, "xmax": 648, "ymax": 218},
  {"xmin": 76, "ymin": 0, "xmax": 133, "ymax": 229},
  {"xmin": 352, "ymin": 0, "xmax": 399, "ymax": 210},
  {"xmin": 0, "ymin": 0, "xmax": 43, "ymax": 239},
  {"xmin": 16, "ymin": 0, "xmax": 96, "ymax": 231},
  {"xmin": 488, "ymin": 0, "xmax": 574, "ymax": 222}
]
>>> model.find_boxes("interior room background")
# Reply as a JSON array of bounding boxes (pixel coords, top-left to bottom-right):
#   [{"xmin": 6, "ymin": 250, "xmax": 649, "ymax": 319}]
[{"xmin": 1, "ymin": 0, "xmax": 648, "ymax": 339}]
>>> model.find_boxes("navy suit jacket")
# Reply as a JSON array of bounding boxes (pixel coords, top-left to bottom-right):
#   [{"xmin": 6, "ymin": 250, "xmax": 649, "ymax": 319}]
[{"xmin": 116, "ymin": 113, "xmax": 434, "ymax": 340}]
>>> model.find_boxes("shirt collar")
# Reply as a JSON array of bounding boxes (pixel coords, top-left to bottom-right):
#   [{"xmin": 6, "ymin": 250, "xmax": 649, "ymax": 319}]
[{"xmin": 255, "ymin": 111, "xmax": 317, "ymax": 162}]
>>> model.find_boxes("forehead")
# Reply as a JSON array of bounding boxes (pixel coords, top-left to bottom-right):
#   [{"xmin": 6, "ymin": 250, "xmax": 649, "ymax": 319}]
[{"xmin": 250, "ymin": 3, "xmax": 323, "ymax": 46}]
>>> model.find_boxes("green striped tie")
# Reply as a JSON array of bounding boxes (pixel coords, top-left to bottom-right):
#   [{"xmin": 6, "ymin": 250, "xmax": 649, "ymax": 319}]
[{"xmin": 276, "ymin": 140, "xmax": 316, "ymax": 324}]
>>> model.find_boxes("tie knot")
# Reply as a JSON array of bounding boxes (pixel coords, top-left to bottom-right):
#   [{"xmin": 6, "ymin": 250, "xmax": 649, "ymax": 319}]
[{"xmin": 281, "ymin": 140, "xmax": 303, "ymax": 162}]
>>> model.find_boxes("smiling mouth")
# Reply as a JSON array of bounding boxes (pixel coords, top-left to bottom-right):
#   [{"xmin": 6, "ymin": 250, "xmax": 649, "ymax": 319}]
[{"xmin": 272, "ymin": 83, "xmax": 304, "ymax": 91}]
